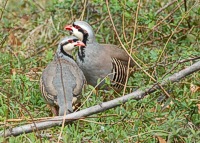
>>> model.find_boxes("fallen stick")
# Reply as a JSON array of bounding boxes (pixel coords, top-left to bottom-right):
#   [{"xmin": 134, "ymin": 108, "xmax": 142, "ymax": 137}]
[{"xmin": 1, "ymin": 61, "xmax": 200, "ymax": 137}]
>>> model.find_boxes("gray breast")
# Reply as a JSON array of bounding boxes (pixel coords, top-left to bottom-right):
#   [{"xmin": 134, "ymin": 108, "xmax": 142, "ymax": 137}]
[{"xmin": 40, "ymin": 58, "xmax": 85, "ymax": 116}]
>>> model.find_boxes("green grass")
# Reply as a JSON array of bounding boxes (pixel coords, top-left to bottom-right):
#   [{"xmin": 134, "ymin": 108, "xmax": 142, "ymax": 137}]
[{"xmin": 0, "ymin": 0, "xmax": 200, "ymax": 142}]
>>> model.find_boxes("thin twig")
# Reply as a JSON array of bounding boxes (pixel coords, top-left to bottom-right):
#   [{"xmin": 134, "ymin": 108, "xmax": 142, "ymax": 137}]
[
  {"xmin": 141, "ymin": 2, "xmax": 184, "ymax": 46},
  {"xmin": 0, "ymin": 0, "xmax": 8, "ymax": 21},
  {"xmin": 123, "ymin": 0, "xmax": 140, "ymax": 96},
  {"xmin": 95, "ymin": 16, "xmax": 109, "ymax": 35},
  {"xmin": 32, "ymin": 0, "xmax": 45, "ymax": 11},
  {"xmin": 179, "ymin": 56, "xmax": 200, "ymax": 64},
  {"xmin": 152, "ymin": 1, "xmax": 184, "ymax": 30},
  {"xmin": 122, "ymin": 0, "xmax": 128, "ymax": 44},
  {"xmin": 184, "ymin": 0, "xmax": 191, "ymax": 28},
  {"xmin": 0, "ymin": 114, "xmax": 118, "ymax": 125},
  {"xmin": 155, "ymin": 0, "xmax": 177, "ymax": 16},
  {"xmin": 133, "ymin": 55, "xmax": 200, "ymax": 72},
  {"xmin": 79, "ymin": 0, "xmax": 88, "ymax": 20},
  {"xmin": 156, "ymin": 2, "xmax": 197, "ymax": 63}
]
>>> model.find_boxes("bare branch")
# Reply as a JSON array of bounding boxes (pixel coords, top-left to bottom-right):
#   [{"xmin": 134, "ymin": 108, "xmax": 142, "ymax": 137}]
[
  {"xmin": 155, "ymin": 0, "xmax": 177, "ymax": 16},
  {"xmin": 1, "ymin": 61, "xmax": 200, "ymax": 137}
]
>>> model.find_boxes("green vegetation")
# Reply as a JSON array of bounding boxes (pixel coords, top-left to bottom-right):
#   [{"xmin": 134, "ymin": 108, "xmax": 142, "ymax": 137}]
[{"xmin": 0, "ymin": 0, "xmax": 200, "ymax": 142}]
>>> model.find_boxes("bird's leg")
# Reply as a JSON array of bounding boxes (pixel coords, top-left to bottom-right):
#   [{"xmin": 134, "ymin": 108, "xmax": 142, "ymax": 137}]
[
  {"xmin": 72, "ymin": 96, "xmax": 81, "ymax": 111},
  {"xmin": 50, "ymin": 106, "xmax": 59, "ymax": 116}
]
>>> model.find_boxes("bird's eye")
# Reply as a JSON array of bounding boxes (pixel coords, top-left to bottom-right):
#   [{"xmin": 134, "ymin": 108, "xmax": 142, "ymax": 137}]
[{"xmin": 68, "ymin": 40, "xmax": 73, "ymax": 43}]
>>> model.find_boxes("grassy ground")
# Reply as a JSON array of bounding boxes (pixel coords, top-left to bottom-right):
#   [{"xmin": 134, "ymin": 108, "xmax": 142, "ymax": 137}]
[{"xmin": 0, "ymin": 0, "xmax": 200, "ymax": 142}]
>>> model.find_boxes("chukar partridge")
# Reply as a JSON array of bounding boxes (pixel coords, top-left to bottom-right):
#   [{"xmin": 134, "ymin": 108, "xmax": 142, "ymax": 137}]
[
  {"xmin": 40, "ymin": 36, "xmax": 86, "ymax": 116},
  {"xmin": 65, "ymin": 21, "xmax": 134, "ymax": 92}
]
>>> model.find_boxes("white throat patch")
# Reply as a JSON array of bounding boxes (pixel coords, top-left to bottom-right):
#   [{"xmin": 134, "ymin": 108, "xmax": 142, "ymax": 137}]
[
  {"xmin": 72, "ymin": 27, "xmax": 83, "ymax": 41},
  {"xmin": 63, "ymin": 43, "xmax": 76, "ymax": 52}
]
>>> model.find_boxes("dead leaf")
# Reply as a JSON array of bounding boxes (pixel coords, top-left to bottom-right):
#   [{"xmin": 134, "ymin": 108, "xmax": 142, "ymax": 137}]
[
  {"xmin": 156, "ymin": 136, "xmax": 166, "ymax": 143},
  {"xmin": 20, "ymin": 14, "xmax": 30, "ymax": 24},
  {"xmin": 11, "ymin": 68, "xmax": 16, "ymax": 76},
  {"xmin": 190, "ymin": 84, "xmax": 200, "ymax": 93},
  {"xmin": 150, "ymin": 107, "xmax": 156, "ymax": 112},
  {"xmin": 8, "ymin": 32, "xmax": 21, "ymax": 46},
  {"xmin": 161, "ymin": 101, "xmax": 174, "ymax": 109}
]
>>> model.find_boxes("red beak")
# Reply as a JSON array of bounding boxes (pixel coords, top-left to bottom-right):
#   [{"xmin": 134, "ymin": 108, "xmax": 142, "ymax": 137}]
[
  {"xmin": 75, "ymin": 41, "xmax": 85, "ymax": 47},
  {"xmin": 65, "ymin": 25, "xmax": 73, "ymax": 31}
]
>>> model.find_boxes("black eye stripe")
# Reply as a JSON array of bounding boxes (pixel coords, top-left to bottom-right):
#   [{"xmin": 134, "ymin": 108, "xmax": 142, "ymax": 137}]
[
  {"xmin": 68, "ymin": 40, "xmax": 73, "ymax": 43},
  {"xmin": 73, "ymin": 39, "xmax": 78, "ymax": 42},
  {"xmin": 60, "ymin": 39, "xmax": 79, "ymax": 47},
  {"xmin": 73, "ymin": 23, "xmax": 82, "ymax": 29},
  {"xmin": 60, "ymin": 41, "xmax": 69, "ymax": 47}
]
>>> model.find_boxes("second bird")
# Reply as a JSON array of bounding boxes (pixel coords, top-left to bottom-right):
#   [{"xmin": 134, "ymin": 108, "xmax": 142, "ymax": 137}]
[{"xmin": 65, "ymin": 21, "xmax": 134, "ymax": 92}]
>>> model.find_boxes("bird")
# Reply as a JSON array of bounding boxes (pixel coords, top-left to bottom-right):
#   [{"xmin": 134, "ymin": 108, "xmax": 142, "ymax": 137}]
[
  {"xmin": 40, "ymin": 36, "xmax": 86, "ymax": 116},
  {"xmin": 65, "ymin": 21, "xmax": 134, "ymax": 93}
]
